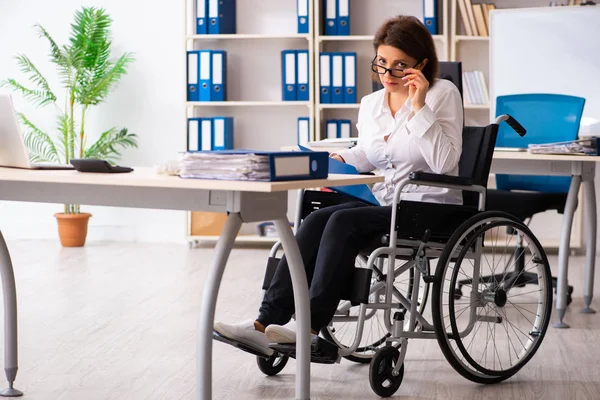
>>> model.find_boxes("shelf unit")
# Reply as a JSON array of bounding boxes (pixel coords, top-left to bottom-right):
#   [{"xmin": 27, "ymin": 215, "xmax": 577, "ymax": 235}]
[{"xmin": 184, "ymin": 0, "xmax": 315, "ymax": 245}]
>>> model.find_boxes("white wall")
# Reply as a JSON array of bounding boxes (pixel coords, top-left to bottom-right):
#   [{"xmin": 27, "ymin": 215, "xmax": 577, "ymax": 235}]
[{"xmin": 0, "ymin": 0, "xmax": 187, "ymax": 242}]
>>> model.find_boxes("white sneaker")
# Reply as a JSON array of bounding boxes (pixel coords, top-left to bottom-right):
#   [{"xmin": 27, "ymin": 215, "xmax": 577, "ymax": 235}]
[
  {"xmin": 214, "ymin": 320, "xmax": 273, "ymax": 356},
  {"xmin": 265, "ymin": 320, "xmax": 317, "ymax": 344}
]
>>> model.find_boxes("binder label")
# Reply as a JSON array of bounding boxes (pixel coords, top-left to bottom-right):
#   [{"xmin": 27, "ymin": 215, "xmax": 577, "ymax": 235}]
[
  {"xmin": 285, "ymin": 52, "xmax": 296, "ymax": 84},
  {"xmin": 214, "ymin": 118, "xmax": 225, "ymax": 147},
  {"xmin": 213, "ymin": 52, "xmax": 223, "ymax": 84},
  {"xmin": 188, "ymin": 53, "xmax": 198, "ymax": 85},
  {"xmin": 274, "ymin": 156, "xmax": 310, "ymax": 176}
]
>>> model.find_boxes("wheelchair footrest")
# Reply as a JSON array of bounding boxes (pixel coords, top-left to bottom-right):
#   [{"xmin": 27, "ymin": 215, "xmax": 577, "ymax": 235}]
[
  {"xmin": 269, "ymin": 336, "xmax": 340, "ymax": 364},
  {"xmin": 212, "ymin": 330, "xmax": 272, "ymax": 359}
]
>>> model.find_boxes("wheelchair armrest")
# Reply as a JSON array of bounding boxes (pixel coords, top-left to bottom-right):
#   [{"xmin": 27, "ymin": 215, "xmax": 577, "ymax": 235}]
[{"xmin": 409, "ymin": 171, "xmax": 473, "ymax": 186}]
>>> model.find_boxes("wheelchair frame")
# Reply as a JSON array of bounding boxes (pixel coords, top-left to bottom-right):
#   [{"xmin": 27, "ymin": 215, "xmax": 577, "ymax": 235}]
[{"xmin": 258, "ymin": 115, "xmax": 552, "ymax": 397}]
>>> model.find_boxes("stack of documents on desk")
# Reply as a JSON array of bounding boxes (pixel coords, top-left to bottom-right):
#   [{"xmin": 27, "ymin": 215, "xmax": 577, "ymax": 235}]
[
  {"xmin": 528, "ymin": 137, "xmax": 600, "ymax": 156},
  {"xmin": 305, "ymin": 138, "xmax": 357, "ymax": 153},
  {"xmin": 179, "ymin": 150, "xmax": 329, "ymax": 181}
]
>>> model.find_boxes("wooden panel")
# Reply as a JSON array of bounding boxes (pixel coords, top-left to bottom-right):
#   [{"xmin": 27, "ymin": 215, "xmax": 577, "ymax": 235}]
[{"xmin": 190, "ymin": 211, "xmax": 230, "ymax": 236}]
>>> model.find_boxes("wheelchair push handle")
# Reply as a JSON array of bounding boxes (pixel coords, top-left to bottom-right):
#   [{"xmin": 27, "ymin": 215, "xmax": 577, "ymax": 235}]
[{"xmin": 494, "ymin": 114, "xmax": 527, "ymax": 137}]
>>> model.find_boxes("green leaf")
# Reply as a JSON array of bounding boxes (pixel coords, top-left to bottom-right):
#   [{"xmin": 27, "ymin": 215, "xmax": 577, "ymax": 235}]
[
  {"xmin": 0, "ymin": 79, "xmax": 53, "ymax": 108},
  {"xmin": 84, "ymin": 127, "xmax": 138, "ymax": 162},
  {"xmin": 56, "ymin": 113, "xmax": 72, "ymax": 164},
  {"xmin": 13, "ymin": 55, "xmax": 57, "ymax": 106},
  {"xmin": 17, "ymin": 113, "xmax": 60, "ymax": 163},
  {"xmin": 79, "ymin": 52, "xmax": 134, "ymax": 106},
  {"xmin": 35, "ymin": 24, "xmax": 74, "ymax": 90}
]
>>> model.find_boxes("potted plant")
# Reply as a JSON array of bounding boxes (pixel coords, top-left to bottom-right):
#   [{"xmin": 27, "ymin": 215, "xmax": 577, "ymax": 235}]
[{"xmin": 1, "ymin": 6, "xmax": 138, "ymax": 247}]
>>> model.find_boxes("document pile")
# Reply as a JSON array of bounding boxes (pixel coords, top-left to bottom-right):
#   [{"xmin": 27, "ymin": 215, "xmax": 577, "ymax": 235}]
[
  {"xmin": 179, "ymin": 150, "xmax": 329, "ymax": 181},
  {"xmin": 528, "ymin": 137, "xmax": 600, "ymax": 156}
]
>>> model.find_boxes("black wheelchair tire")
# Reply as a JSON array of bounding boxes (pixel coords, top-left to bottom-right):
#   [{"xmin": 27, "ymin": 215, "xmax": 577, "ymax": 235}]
[
  {"xmin": 256, "ymin": 353, "xmax": 289, "ymax": 376},
  {"xmin": 431, "ymin": 211, "xmax": 552, "ymax": 384},
  {"xmin": 368, "ymin": 346, "xmax": 404, "ymax": 398}
]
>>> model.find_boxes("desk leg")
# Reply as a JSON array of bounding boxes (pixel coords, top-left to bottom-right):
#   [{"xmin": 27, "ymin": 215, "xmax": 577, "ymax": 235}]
[
  {"xmin": 273, "ymin": 218, "xmax": 311, "ymax": 400},
  {"xmin": 581, "ymin": 180, "xmax": 597, "ymax": 314},
  {"xmin": 554, "ymin": 174, "xmax": 581, "ymax": 329},
  {"xmin": 197, "ymin": 213, "xmax": 242, "ymax": 400},
  {"xmin": 0, "ymin": 232, "xmax": 22, "ymax": 397}
]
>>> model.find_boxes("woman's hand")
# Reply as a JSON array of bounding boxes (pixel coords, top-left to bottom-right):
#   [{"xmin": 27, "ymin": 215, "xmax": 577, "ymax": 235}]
[
  {"xmin": 330, "ymin": 154, "xmax": 345, "ymax": 163},
  {"xmin": 402, "ymin": 68, "xmax": 430, "ymax": 113}
]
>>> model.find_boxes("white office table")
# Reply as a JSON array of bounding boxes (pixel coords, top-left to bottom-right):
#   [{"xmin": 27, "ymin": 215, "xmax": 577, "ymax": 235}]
[
  {"xmin": 0, "ymin": 167, "xmax": 383, "ymax": 399},
  {"xmin": 491, "ymin": 151, "xmax": 600, "ymax": 328}
]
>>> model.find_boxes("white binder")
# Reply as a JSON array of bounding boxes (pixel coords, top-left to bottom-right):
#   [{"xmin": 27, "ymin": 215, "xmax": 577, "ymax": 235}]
[
  {"xmin": 201, "ymin": 119, "xmax": 213, "ymax": 150},
  {"xmin": 326, "ymin": 120, "xmax": 338, "ymax": 139},
  {"xmin": 188, "ymin": 119, "xmax": 199, "ymax": 151}
]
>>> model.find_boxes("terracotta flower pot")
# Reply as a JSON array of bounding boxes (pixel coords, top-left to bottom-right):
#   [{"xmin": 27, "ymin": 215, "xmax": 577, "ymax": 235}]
[{"xmin": 54, "ymin": 213, "xmax": 92, "ymax": 247}]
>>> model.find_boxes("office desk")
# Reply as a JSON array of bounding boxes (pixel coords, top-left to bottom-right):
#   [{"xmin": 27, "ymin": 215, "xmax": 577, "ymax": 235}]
[
  {"xmin": 0, "ymin": 167, "xmax": 383, "ymax": 399},
  {"xmin": 491, "ymin": 151, "xmax": 600, "ymax": 328}
]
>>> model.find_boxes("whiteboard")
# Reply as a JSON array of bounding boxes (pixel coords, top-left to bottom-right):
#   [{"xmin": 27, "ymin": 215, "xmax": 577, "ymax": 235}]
[{"xmin": 489, "ymin": 6, "xmax": 600, "ymax": 126}]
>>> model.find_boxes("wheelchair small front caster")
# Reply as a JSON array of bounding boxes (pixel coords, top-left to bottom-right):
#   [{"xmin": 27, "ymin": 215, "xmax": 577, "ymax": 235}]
[
  {"xmin": 256, "ymin": 353, "xmax": 289, "ymax": 376},
  {"xmin": 369, "ymin": 347, "xmax": 404, "ymax": 398}
]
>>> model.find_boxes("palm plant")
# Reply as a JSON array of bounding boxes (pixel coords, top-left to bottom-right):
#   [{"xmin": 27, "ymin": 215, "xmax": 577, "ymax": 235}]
[{"xmin": 1, "ymin": 6, "xmax": 138, "ymax": 214}]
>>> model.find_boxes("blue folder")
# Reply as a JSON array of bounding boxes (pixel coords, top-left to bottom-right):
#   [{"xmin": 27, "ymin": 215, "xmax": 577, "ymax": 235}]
[
  {"xmin": 198, "ymin": 50, "xmax": 212, "ymax": 102},
  {"xmin": 208, "ymin": 0, "xmax": 236, "ymax": 34},
  {"xmin": 299, "ymin": 145, "xmax": 380, "ymax": 205},
  {"xmin": 196, "ymin": 0, "xmax": 207, "ymax": 34},
  {"xmin": 186, "ymin": 51, "xmax": 200, "ymax": 101}
]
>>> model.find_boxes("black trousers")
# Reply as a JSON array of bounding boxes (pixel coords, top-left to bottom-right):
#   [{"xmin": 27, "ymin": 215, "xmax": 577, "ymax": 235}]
[{"xmin": 257, "ymin": 201, "xmax": 392, "ymax": 331}]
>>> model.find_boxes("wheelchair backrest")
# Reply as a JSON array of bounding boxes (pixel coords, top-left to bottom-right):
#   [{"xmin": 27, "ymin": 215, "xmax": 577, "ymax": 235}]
[{"xmin": 459, "ymin": 124, "xmax": 499, "ymax": 207}]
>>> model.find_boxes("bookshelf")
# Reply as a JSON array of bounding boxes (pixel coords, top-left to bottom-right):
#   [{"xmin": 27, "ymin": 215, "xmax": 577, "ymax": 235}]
[
  {"xmin": 184, "ymin": 0, "xmax": 449, "ymax": 246},
  {"xmin": 183, "ymin": 0, "xmax": 581, "ymax": 252},
  {"xmin": 184, "ymin": 0, "xmax": 315, "ymax": 245}
]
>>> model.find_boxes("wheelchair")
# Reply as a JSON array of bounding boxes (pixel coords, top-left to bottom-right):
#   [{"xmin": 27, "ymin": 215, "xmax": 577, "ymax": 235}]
[{"xmin": 220, "ymin": 115, "xmax": 554, "ymax": 398}]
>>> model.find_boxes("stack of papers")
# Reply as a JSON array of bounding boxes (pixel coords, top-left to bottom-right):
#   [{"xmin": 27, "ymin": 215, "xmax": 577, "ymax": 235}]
[
  {"xmin": 180, "ymin": 152, "xmax": 271, "ymax": 180},
  {"xmin": 528, "ymin": 137, "xmax": 600, "ymax": 156}
]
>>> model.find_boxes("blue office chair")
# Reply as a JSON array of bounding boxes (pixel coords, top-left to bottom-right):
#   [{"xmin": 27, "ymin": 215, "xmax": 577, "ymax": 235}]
[{"xmin": 481, "ymin": 93, "xmax": 586, "ymax": 305}]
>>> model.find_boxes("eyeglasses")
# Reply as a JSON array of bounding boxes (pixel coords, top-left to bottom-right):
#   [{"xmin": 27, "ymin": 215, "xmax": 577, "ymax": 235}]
[{"xmin": 371, "ymin": 56, "xmax": 421, "ymax": 78}]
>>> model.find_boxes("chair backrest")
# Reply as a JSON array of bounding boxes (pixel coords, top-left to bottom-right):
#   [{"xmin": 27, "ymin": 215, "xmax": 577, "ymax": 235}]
[
  {"xmin": 439, "ymin": 61, "xmax": 463, "ymax": 101},
  {"xmin": 459, "ymin": 124, "xmax": 499, "ymax": 206},
  {"xmin": 495, "ymin": 93, "xmax": 585, "ymax": 193}
]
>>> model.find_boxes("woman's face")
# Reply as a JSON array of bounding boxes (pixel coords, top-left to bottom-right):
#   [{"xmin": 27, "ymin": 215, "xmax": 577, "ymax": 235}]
[{"xmin": 373, "ymin": 45, "xmax": 420, "ymax": 93}]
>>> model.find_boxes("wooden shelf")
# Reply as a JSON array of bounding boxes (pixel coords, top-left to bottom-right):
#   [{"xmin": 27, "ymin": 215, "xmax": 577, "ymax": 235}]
[
  {"xmin": 186, "ymin": 101, "xmax": 312, "ymax": 107},
  {"xmin": 455, "ymin": 35, "xmax": 489, "ymax": 42},
  {"xmin": 187, "ymin": 33, "xmax": 311, "ymax": 40},
  {"xmin": 317, "ymin": 35, "xmax": 373, "ymax": 42},
  {"xmin": 318, "ymin": 104, "xmax": 360, "ymax": 110},
  {"xmin": 318, "ymin": 34, "xmax": 445, "ymax": 42},
  {"xmin": 464, "ymin": 103, "xmax": 490, "ymax": 110},
  {"xmin": 188, "ymin": 235, "xmax": 279, "ymax": 245}
]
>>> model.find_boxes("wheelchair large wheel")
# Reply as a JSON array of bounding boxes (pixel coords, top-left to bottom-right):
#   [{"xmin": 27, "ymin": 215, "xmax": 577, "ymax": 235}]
[
  {"xmin": 432, "ymin": 211, "xmax": 552, "ymax": 384},
  {"xmin": 322, "ymin": 255, "xmax": 430, "ymax": 364}
]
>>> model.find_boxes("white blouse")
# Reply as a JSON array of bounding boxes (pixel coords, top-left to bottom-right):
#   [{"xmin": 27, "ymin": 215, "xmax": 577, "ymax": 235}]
[{"xmin": 336, "ymin": 78, "xmax": 464, "ymax": 206}]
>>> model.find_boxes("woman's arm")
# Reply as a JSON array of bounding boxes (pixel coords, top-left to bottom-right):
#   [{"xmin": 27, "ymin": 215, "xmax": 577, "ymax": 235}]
[
  {"xmin": 405, "ymin": 83, "xmax": 463, "ymax": 175},
  {"xmin": 334, "ymin": 99, "xmax": 376, "ymax": 172}
]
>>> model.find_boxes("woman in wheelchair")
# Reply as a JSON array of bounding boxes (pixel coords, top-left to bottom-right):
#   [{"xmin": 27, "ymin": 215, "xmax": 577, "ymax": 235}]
[
  {"xmin": 214, "ymin": 14, "xmax": 553, "ymax": 398},
  {"xmin": 215, "ymin": 14, "xmax": 463, "ymax": 354}
]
